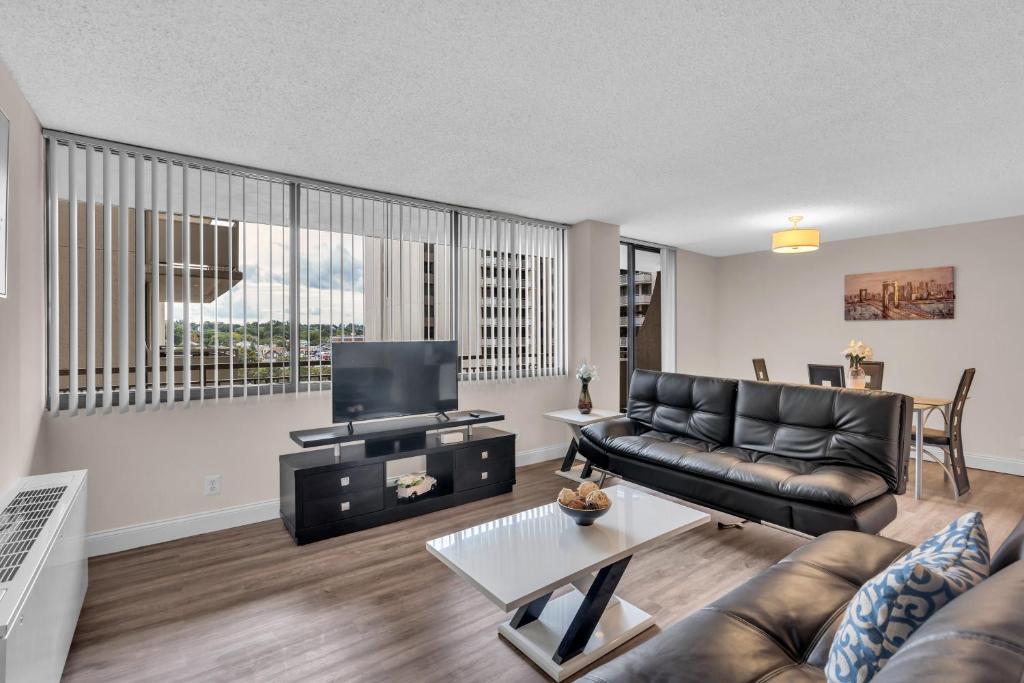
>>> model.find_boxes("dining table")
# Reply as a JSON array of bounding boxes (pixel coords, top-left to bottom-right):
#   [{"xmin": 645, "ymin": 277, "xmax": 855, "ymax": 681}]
[{"xmin": 908, "ymin": 395, "xmax": 954, "ymax": 499}]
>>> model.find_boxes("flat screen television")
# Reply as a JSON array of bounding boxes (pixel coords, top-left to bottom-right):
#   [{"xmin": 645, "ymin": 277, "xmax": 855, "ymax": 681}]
[{"xmin": 331, "ymin": 341, "xmax": 459, "ymax": 423}]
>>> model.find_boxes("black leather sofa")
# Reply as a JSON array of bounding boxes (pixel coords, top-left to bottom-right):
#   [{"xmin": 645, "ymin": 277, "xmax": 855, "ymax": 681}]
[
  {"xmin": 580, "ymin": 516, "xmax": 1024, "ymax": 683},
  {"xmin": 578, "ymin": 370, "xmax": 912, "ymax": 536}
]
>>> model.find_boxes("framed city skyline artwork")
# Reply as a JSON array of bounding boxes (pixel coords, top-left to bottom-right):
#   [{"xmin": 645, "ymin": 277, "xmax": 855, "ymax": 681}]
[{"xmin": 844, "ymin": 266, "xmax": 955, "ymax": 320}]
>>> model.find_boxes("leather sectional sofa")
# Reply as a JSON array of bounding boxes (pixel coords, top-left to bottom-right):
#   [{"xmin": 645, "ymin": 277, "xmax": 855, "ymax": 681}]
[
  {"xmin": 580, "ymin": 516, "xmax": 1024, "ymax": 682},
  {"xmin": 578, "ymin": 370, "xmax": 912, "ymax": 536}
]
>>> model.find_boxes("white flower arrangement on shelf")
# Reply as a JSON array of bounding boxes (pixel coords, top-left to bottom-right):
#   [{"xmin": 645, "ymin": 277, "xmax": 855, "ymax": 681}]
[
  {"xmin": 576, "ymin": 361, "xmax": 599, "ymax": 383},
  {"xmin": 842, "ymin": 339, "xmax": 873, "ymax": 369}
]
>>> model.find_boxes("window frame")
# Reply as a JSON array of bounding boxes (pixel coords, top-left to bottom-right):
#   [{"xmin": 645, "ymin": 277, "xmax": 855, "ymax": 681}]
[{"xmin": 45, "ymin": 131, "xmax": 568, "ymax": 412}]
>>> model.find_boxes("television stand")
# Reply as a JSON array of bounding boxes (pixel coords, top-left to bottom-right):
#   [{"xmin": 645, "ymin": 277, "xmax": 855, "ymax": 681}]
[{"xmin": 282, "ymin": 410, "xmax": 514, "ymax": 544}]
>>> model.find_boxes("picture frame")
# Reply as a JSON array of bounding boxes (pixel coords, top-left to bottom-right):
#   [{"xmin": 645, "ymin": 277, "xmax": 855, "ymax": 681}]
[{"xmin": 844, "ymin": 266, "xmax": 955, "ymax": 320}]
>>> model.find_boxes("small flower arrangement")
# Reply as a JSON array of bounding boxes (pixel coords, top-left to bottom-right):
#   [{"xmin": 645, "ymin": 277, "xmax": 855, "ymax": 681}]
[
  {"xmin": 576, "ymin": 361, "xmax": 599, "ymax": 383},
  {"xmin": 842, "ymin": 339, "xmax": 873, "ymax": 369}
]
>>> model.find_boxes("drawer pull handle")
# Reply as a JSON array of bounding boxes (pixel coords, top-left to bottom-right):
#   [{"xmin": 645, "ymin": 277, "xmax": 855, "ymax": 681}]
[
  {"xmin": 340, "ymin": 476, "xmax": 350, "ymax": 487},
  {"xmin": 481, "ymin": 451, "xmax": 489, "ymax": 460},
  {"xmin": 340, "ymin": 501, "xmax": 351, "ymax": 512},
  {"xmin": 481, "ymin": 471, "xmax": 488, "ymax": 480}
]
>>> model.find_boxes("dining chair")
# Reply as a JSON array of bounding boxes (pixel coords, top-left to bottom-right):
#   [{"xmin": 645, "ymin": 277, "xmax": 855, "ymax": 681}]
[
  {"xmin": 861, "ymin": 361, "xmax": 884, "ymax": 390},
  {"xmin": 752, "ymin": 358, "xmax": 769, "ymax": 382},
  {"xmin": 913, "ymin": 368, "xmax": 975, "ymax": 499},
  {"xmin": 808, "ymin": 364, "xmax": 845, "ymax": 388}
]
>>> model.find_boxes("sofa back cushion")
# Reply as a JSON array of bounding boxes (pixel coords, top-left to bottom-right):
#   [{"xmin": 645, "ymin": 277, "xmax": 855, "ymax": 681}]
[
  {"xmin": 990, "ymin": 515, "xmax": 1024, "ymax": 574},
  {"xmin": 826, "ymin": 511, "xmax": 990, "ymax": 682},
  {"xmin": 873, "ymin": 558, "xmax": 1024, "ymax": 683},
  {"xmin": 627, "ymin": 370, "xmax": 738, "ymax": 446},
  {"xmin": 734, "ymin": 380, "xmax": 910, "ymax": 492}
]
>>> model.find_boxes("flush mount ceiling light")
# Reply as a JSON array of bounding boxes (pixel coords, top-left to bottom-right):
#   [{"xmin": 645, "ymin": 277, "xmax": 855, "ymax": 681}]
[{"xmin": 771, "ymin": 215, "xmax": 820, "ymax": 254}]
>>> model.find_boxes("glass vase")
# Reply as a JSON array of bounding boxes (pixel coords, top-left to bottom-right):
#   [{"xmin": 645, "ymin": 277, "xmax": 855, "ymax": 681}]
[
  {"xmin": 577, "ymin": 380, "xmax": 593, "ymax": 414},
  {"xmin": 849, "ymin": 364, "xmax": 866, "ymax": 389}
]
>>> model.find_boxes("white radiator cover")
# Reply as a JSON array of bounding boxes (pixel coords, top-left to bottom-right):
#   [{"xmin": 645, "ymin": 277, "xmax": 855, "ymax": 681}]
[{"xmin": 0, "ymin": 471, "xmax": 87, "ymax": 683}]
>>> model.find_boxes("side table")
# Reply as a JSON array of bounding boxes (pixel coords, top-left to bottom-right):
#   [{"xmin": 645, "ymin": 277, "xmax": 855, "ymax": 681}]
[{"xmin": 543, "ymin": 409, "xmax": 620, "ymax": 479}]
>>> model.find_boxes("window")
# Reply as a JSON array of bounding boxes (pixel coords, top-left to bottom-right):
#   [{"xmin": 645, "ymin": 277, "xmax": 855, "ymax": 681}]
[
  {"xmin": 457, "ymin": 214, "xmax": 565, "ymax": 381},
  {"xmin": 45, "ymin": 133, "xmax": 564, "ymax": 414},
  {"xmin": 296, "ymin": 186, "xmax": 454, "ymax": 390}
]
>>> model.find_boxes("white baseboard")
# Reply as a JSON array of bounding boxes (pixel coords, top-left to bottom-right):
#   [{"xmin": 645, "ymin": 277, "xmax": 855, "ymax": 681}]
[
  {"xmin": 965, "ymin": 452, "xmax": 1024, "ymax": 476},
  {"xmin": 89, "ymin": 444, "xmax": 567, "ymax": 557},
  {"xmin": 89, "ymin": 444, "xmax": 1013, "ymax": 558},
  {"xmin": 87, "ymin": 499, "xmax": 279, "ymax": 557},
  {"xmin": 516, "ymin": 443, "xmax": 565, "ymax": 467}
]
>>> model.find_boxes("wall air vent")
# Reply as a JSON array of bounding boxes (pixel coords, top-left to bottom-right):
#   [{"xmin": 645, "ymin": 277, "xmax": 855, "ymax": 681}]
[{"xmin": 0, "ymin": 486, "xmax": 67, "ymax": 584}]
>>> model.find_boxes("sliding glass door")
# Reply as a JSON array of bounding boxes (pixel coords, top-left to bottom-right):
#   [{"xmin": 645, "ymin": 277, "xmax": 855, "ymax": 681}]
[{"xmin": 619, "ymin": 242, "xmax": 663, "ymax": 411}]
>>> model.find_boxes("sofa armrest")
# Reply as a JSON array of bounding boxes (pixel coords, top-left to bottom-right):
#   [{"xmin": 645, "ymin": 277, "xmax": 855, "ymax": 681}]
[{"xmin": 580, "ymin": 416, "xmax": 642, "ymax": 443}]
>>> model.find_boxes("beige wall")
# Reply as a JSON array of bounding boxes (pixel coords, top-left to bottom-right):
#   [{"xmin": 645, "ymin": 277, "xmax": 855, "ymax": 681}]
[
  {"xmin": 705, "ymin": 216, "xmax": 1024, "ymax": 464},
  {"xmin": 568, "ymin": 220, "xmax": 620, "ymax": 411},
  {"xmin": 675, "ymin": 249, "xmax": 719, "ymax": 376},
  {"xmin": 0, "ymin": 60, "xmax": 46, "ymax": 488},
  {"xmin": 45, "ymin": 380, "xmax": 574, "ymax": 532}
]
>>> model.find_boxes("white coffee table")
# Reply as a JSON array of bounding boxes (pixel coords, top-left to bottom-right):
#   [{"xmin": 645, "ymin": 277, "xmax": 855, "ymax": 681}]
[
  {"xmin": 543, "ymin": 408, "xmax": 620, "ymax": 479},
  {"xmin": 425, "ymin": 485, "xmax": 709, "ymax": 680}
]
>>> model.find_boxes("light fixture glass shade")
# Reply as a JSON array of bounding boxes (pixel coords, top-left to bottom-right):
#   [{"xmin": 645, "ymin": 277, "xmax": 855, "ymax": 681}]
[{"xmin": 771, "ymin": 228, "xmax": 820, "ymax": 253}]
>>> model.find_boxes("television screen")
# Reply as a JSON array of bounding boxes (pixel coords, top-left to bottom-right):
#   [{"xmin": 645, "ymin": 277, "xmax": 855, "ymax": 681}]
[{"xmin": 331, "ymin": 341, "xmax": 459, "ymax": 423}]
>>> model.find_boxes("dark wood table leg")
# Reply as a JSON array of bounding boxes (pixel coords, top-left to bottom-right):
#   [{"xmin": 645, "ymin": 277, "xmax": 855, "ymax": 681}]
[
  {"xmin": 558, "ymin": 439, "xmax": 579, "ymax": 472},
  {"xmin": 509, "ymin": 592, "xmax": 552, "ymax": 629},
  {"xmin": 552, "ymin": 555, "xmax": 632, "ymax": 665}
]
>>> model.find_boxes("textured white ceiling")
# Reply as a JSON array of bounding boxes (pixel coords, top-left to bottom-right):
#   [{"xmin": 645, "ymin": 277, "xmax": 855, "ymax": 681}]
[{"xmin": 1, "ymin": 1, "xmax": 1022, "ymax": 255}]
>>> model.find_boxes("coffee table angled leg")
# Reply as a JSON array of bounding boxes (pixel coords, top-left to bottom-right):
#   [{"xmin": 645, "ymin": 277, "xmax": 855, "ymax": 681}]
[
  {"xmin": 553, "ymin": 555, "xmax": 632, "ymax": 665},
  {"xmin": 510, "ymin": 592, "xmax": 553, "ymax": 629},
  {"xmin": 558, "ymin": 439, "xmax": 579, "ymax": 473}
]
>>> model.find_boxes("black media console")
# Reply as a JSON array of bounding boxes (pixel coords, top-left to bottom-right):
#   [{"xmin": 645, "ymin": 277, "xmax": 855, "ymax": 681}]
[{"xmin": 281, "ymin": 411, "xmax": 515, "ymax": 545}]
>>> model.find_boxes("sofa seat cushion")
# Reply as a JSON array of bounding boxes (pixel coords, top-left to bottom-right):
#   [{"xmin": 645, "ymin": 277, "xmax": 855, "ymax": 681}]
[
  {"xmin": 583, "ymin": 424, "xmax": 890, "ymax": 508},
  {"xmin": 699, "ymin": 447, "xmax": 891, "ymax": 507},
  {"xmin": 579, "ymin": 531, "xmax": 909, "ymax": 683},
  {"xmin": 581, "ymin": 417, "xmax": 717, "ymax": 469}
]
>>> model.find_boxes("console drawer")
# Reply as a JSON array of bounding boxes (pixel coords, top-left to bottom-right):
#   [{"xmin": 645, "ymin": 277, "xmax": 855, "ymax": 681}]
[
  {"xmin": 302, "ymin": 488, "xmax": 384, "ymax": 527},
  {"xmin": 301, "ymin": 463, "xmax": 383, "ymax": 501},
  {"xmin": 454, "ymin": 442, "xmax": 514, "ymax": 492}
]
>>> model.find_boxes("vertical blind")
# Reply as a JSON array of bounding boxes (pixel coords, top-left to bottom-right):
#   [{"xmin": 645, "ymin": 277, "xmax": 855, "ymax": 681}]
[
  {"xmin": 457, "ymin": 213, "xmax": 566, "ymax": 381},
  {"xmin": 296, "ymin": 185, "xmax": 454, "ymax": 392},
  {"xmin": 45, "ymin": 132, "xmax": 564, "ymax": 414}
]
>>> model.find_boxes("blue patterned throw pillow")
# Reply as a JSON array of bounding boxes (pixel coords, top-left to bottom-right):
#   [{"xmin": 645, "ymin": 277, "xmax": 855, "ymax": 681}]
[{"xmin": 825, "ymin": 511, "xmax": 990, "ymax": 683}]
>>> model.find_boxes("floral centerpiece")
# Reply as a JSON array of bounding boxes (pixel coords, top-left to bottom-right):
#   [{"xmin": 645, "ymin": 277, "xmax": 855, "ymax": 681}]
[
  {"xmin": 576, "ymin": 361, "xmax": 599, "ymax": 414},
  {"xmin": 842, "ymin": 339, "xmax": 873, "ymax": 389}
]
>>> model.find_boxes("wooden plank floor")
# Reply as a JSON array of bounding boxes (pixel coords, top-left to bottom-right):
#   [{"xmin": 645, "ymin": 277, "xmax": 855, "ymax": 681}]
[{"xmin": 63, "ymin": 460, "xmax": 1024, "ymax": 683}]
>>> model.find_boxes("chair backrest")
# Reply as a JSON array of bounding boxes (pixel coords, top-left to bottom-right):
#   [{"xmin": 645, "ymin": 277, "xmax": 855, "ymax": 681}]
[
  {"xmin": 808, "ymin": 364, "xmax": 845, "ymax": 388},
  {"xmin": 947, "ymin": 368, "xmax": 975, "ymax": 439},
  {"xmin": 861, "ymin": 361, "xmax": 885, "ymax": 390},
  {"xmin": 752, "ymin": 358, "xmax": 769, "ymax": 382},
  {"xmin": 627, "ymin": 369, "xmax": 739, "ymax": 446}
]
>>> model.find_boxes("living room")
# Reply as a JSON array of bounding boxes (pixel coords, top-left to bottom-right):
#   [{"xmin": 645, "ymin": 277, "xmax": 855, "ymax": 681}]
[{"xmin": 0, "ymin": 3, "xmax": 1022, "ymax": 682}]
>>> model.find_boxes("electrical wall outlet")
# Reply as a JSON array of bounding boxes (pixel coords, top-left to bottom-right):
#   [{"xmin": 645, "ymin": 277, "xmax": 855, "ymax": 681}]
[{"xmin": 203, "ymin": 474, "xmax": 222, "ymax": 496}]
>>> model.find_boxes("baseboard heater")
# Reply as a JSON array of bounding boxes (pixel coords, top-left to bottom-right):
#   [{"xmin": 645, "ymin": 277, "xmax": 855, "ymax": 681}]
[{"xmin": 0, "ymin": 471, "xmax": 87, "ymax": 682}]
